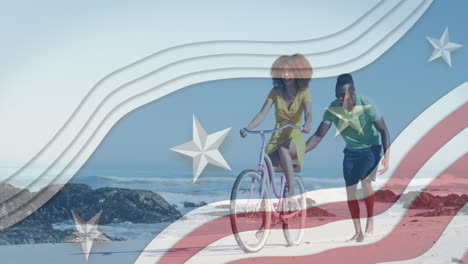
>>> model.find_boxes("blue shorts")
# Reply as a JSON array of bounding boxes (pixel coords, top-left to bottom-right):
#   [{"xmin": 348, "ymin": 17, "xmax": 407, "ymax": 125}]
[{"xmin": 343, "ymin": 145, "xmax": 383, "ymax": 187}]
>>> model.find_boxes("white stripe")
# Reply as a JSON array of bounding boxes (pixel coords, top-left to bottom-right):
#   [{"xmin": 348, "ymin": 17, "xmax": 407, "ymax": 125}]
[{"xmin": 135, "ymin": 84, "xmax": 468, "ymax": 263}]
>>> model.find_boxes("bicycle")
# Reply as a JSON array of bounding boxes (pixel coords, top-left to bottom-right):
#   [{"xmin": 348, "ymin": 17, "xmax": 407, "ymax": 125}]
[{"xmin": 230, "ymin": 124, "xmax": 307, "ymax": 253}]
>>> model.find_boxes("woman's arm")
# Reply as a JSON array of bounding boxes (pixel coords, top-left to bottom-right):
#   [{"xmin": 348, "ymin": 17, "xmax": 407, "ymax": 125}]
[
  {"xmin": 302, "ymin": 100, "xmax": 312, "ymax": 133},
  {"xmin": 240, "ymin": 100, "xmax": 273, "ymax": 137}
]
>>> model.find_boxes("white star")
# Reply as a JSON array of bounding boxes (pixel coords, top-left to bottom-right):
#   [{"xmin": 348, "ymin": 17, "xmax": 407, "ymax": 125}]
[
  {"xmin": 427, "ymin": 27, "xmax": 463, "ymax": 67},
  {"xmin": 171, "ymin": 115, "xmax": 231, "ymax": 183},
  {"xmin": 64, "ymin": 211, "xmax": 110, "ymax": 261},
  {"xmin": 326, "ymin": 105, "xmax": 372, "ymax": 136}
]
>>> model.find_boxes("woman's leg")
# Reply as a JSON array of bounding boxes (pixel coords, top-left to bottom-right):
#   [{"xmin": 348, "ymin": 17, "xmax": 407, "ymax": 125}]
[
  {"xmin": 257, "ymin": 152, "xmax": 281, "ymax": 238},
  {"xmin": 269, "ymin": 150, "xmax": 280, "ymax": 168},
  {"xmin": 277, "ymin": 140, "xmax": 297, "ymax": 196}
]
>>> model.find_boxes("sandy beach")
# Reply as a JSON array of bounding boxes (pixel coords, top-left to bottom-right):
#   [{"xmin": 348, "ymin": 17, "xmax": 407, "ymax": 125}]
[{"xmin": 135, "ymin": 191, "xmax": 467, "ymax": 264}]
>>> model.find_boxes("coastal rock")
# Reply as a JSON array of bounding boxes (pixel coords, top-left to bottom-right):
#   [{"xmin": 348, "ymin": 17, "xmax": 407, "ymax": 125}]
[
  {"xmin": 413, "ymin": 208, "xmax": 458, "ymax": 217},
  {"xmin": 306, "ymin": 206, "xmax": 336, "ymax": 217},
  {"xmin": 0, "ymin": 184, "xmax": 64, "ymax": 229},
  {"xmin": 306, "ymin": 198, "xmax": 316, "ymax": 207},
  {"xmin": 0, "ymin": 218, "xmax": 73, "ymax": 245},
  {"xmin": 0, "ymin": 184, "xmax": 23, "ymax": 204},
  {"xmin": 403, "ymin": 192, "xmax": 443, "ymax": 209},
  {"xmin": 184, "ymin": 201, "xmax": 207, "ymax": 208},
  {"xmin": 0, "ymin": 184, "xmax": 36, "ymax": 217},
  {"xmin": 399, "ymin": 191, "xmax": 420, "ymax": 205},
  {"xmin": 443, "ymin": 194, "xmax": 468, "ymax": 207},
  {"xmin": 0, "ymin": 183, "xmax": 181, "ymax": 245},
  {"xmin": 375, "ymin": 189, "xmax": 398, "ymax": 203},
  {"xmin": 403, "ymin": 192, "xmax": 467, "ymax": 209},
  {"xmin": 33, "ymin": 184, "xmax": 181, "ymax": 224},
  {"xmin": 355, "ymin": 189, "xmax": 399, "ymax": 203}
]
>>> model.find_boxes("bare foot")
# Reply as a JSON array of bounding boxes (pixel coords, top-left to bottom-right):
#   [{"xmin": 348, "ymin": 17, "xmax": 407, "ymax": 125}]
[
  {"xmin": 365, "ymin": 218, "xmax": 374, "ymax": 235},
  {"xmin": 348, "ymin": 232, "xmax": 365, "ymax": 242},
  {"xmin": 356, "ymin": 232, "xmax": 365, "ymax": 242},
  {"xmin": 255, "ymin": 221, "xmax": 266, "ymax": 239},
  {"xmin": 347, "ymin": 233, "xmax": 358, "ymax": 241}
]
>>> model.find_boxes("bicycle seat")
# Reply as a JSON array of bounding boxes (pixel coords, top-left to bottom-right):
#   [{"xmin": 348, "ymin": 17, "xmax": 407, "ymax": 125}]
[{"xmin": 274, "ymin": 159, "xmax": 301, "ymax": 173}]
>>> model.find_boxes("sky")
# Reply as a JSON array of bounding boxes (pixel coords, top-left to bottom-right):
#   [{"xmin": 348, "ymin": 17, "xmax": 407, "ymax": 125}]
[
  {"xmin": 0, "ymin": 0, "xmax": 386, "ymax": 169},
  {"xmin": 67, "ymin": 0, "xmax": 467, "ymax": 181}
]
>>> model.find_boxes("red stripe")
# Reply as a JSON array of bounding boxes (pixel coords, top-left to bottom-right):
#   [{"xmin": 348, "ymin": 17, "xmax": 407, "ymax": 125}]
[
  {"xmin": 461, "ymin": 250, "xmax": 468, "ymax": 264},
  {"xmin": 231, "ymin": 154, "xmax": 467, "ymax": 263},
  {"xmin": 231, "ymin": 155, "xmax": 468, "ymax": 264},
  {"xmin": 157, "ymin": 103, "xmax": 468, "ymax": 264}
]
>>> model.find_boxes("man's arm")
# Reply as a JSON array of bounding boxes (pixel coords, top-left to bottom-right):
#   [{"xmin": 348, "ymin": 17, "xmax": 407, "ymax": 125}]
[
  {"xmin": 374, "ymin": 117, "xmax": 390, "ymax": 174},
  {"xmin": 305, "ymin": 121, "xmax": 331, "ymax": 153}
]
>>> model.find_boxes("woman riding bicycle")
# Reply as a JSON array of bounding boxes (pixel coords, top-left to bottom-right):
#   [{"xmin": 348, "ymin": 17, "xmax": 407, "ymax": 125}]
[{"xmin": 240, "ymin": 54, "xmax": 313, "ymax": 197}]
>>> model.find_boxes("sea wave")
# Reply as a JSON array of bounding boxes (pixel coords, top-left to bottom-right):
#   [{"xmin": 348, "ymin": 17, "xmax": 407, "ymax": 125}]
[
  {"xmin": 158, "ymin": 191, "xmax": 227, "ymax": 209},
  {"xmin": 95, "ymin": 175, "xmax": 236, "ymax": 183}
]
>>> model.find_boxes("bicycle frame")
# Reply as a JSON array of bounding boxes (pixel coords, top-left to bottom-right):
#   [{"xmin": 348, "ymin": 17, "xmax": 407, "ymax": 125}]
[{"xmin": 245, "ymin": 124, "xmax": 302, "ymax": 221}]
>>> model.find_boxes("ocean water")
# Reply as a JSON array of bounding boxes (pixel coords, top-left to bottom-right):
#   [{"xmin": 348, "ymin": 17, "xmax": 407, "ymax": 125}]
[
  {"xmin": 61, "ymin": 167, "xmax": 345, "ymax": 241},
  {"xmin": 71, "ymin": 167, "xmax": 345, "ymax": 212},
  {"xmin": 6, "ymin": 165, "xmax": 447, "ymax": 246}
]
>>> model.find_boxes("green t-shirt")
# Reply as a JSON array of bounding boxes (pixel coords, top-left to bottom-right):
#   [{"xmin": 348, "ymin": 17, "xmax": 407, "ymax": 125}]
[{"xmin": 323, "ymin": 94, "xmax": 382, "ymax": 150}]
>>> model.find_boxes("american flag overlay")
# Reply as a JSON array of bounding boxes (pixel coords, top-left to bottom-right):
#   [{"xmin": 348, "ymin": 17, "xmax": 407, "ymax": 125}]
[
  {"xmin": 1, "ymin": 1, "xmax": 467, "ymax": 264},
  {"xmin": 141, "ymin": 89, "xmax": 467, "ymax": 264}
]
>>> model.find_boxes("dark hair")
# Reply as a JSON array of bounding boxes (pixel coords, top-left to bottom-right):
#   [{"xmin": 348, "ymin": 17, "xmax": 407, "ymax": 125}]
[
  {"xmin": 270, "ymin": 54, "xmax": 313, "ymax": 91},
  {"xmin": 336, "ymin": 73, "xmax": 354, "ymax": 89}
]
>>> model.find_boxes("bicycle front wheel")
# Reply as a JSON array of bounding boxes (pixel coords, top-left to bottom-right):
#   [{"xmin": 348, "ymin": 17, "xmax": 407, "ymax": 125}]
[
  {"xmin": 282, "ymin": 175, "xmax": 307, "ymax": 246},
  {"xmin": 230, "ymin": 170, "xmax": 271, "ymax": 253}
]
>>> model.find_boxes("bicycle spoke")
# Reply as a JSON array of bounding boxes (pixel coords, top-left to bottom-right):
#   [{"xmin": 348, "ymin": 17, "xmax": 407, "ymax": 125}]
[{"xmin": 230, "ymin": 170, "xmax": 271, "ymax": 253}]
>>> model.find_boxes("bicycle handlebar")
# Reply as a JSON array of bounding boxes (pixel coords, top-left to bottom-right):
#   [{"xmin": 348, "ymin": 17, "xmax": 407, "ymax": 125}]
[{"xmin": 243, "ymin": 124, "xmax": 303, "ymax": 134}]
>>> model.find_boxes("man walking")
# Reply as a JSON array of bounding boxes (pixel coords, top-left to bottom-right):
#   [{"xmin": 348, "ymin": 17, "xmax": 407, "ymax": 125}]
[{"xmin": 306, "ymin": 73, "xmax": 390, "ymax": 242}]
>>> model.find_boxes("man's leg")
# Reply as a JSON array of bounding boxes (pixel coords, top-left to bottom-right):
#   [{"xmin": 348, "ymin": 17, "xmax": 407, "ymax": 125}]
[
  {"xmin": 361, "ymin": 145, "xmax": 382, "ymax": 235},
  {"xmin": 361, "ymin": 177, "xmax": 375, "ymax": 235},
  {"xmin": 343, "ymin": 149, "xmax": 364, "ymax": 242},
  {"xmin": 346, "ymin": 183, "xmax": 364, "ymax": 242}
]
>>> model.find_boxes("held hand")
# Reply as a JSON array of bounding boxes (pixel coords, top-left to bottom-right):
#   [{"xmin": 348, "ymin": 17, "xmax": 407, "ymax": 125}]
[
  {"xmin": 240, "ymin": 129, "xmax": 248, "ymax": 138},
  {"xmin": 302, "ymin": 124, "xmax": 311, "ymax": 134},
  {"xmin": 378, "ymin": 154, "xmax": 389, "ymax": 175}
]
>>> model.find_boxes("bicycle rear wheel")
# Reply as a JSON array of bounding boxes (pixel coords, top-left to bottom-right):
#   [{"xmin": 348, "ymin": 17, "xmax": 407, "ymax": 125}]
[
  {"xmin": 230, "ymin": 170, "xmax": 271, "ymax": 253},
  {"xmin": 282, "ymin": 175, "xmax": 307, "ymax": 246}
]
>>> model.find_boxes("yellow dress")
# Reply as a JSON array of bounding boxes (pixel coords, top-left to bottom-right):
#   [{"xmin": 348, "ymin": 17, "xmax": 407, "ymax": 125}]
[{"xmin": 265, "ymin": 88, "xmax": 312, "ymax": 171}]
